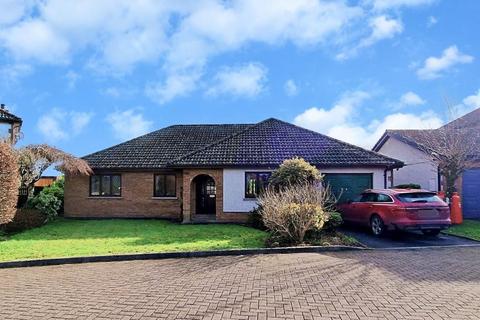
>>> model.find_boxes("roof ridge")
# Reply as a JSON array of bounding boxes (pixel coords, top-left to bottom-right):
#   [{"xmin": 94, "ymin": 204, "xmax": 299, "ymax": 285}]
[
  {"xmin": 167, "ymin": 118, "xmax": 273, "ymax": 165},
  {"xmin": 275, "ymin": 119, "xmax": 403, "ymax": 165}
]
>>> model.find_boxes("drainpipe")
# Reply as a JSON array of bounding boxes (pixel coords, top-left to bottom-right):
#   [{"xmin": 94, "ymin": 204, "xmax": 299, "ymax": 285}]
[{"xmin": 384, "ymin": 169, "xmax": 387, "ymax": 189}]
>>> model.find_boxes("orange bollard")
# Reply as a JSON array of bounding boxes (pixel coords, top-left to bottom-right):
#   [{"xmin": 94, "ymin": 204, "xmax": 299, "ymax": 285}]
[
  {"xmin": 438, "ymin": 190, "xmax": 446, "ymax": 201},
  {"xmin": 450, "ymin": 192, "xmax": 463, "ymax": 224}
]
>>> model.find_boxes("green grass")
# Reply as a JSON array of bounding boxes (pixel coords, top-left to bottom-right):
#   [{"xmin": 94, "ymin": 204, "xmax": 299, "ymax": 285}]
[
  {"xmin": 445, "ymin": 219, "xmax": 480, "ymax": 240},
  {"xmin": 0, "ymin": 219, "xmax": 268, "ymax": 262}
]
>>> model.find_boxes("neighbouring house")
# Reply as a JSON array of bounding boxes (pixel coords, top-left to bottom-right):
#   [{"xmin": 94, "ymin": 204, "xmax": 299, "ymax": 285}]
[
  {"xmin": 373, "ymin": 108, "xmax": 480, "ymax": 219},
  {"xmin": 64, "ymin": 118, "xmax": 403, "ymax": 223},
  {"xmin": 0, "ymin": 104, "xmax": 22, "ymax": 145}
]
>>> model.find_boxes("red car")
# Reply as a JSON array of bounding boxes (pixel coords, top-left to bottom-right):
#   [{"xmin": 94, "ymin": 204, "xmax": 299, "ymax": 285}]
[{"xmin": 337, "ymin": 189, "xmax": 451, "ymax": 236}]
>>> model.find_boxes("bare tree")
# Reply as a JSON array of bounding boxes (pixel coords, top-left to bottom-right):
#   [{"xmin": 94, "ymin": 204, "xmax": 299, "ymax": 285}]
[
  {"xmin": 0, "ymin": 143, "xmax": 19, "ymax": 224},
  {"xmin": 418, "ymin": 104, "xmax": 479, "ymax": 198},
  {"xmin": 17, "ymin": 144, "xmax": 92, "ymax": 197}
]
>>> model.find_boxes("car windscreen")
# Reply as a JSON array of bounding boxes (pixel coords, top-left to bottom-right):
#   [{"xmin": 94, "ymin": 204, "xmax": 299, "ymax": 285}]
[{"xmin": 396, "ymin": 192, "xmax": 443, "ymax": 203}]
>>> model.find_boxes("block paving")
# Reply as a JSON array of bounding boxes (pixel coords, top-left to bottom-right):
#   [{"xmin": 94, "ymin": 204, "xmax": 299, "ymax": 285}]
[{"xmin": 1, "ymin": 247, "xmax": 480, "ymax": 319}]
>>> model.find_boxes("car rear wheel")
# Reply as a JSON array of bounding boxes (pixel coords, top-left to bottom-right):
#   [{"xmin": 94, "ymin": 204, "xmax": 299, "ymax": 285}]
[
  {"xmin": 422, "ymin": 229, "xmax": 441, "ymax": 236},
  {"xmin": 370, "ymin": 215, "xmax": 385, "ymax": 236}
]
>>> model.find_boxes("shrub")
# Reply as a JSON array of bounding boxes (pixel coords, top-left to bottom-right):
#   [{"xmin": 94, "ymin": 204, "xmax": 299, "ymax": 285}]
[
  {"xmin": 247, "ymin": 205, "xmax": 267, "ymax": 230},
  {"xmin": 269, "ymin": 157, "xmax": 321, "ymax": 189},
  {"xmin": 258, "ymin": 182, "xmax": 334, "ymax": 244},
  {"xmin": 3, "ymin": 208, "xmax": 46, "ymax": 233},
  {"xmin": 41, "ymin": 177, "xmax": 65, "ymax": 214},
  {"xmin": 0, "ymin": 142, "xmax": 19, "ymax": 225},
  {"xmin": 323, "ymin": 211, "xmax": 343, "ymax": 231},
  {"xmin": 394, "ymin": 183, "xmax": 422, "ymax": 189},
  {"xmin": 27, "ymin": 191, "xmax": 62, "ymax": 221}
]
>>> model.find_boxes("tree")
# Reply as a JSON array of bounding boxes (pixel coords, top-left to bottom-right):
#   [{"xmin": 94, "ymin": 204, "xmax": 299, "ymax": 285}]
[
  {"xmin": 0, "ymin": 142, "xmax": 19, "ymax": 224},
  {"xmin": 269, "ymin": 157, "xmax": 321, "ymax": 189},
  {"xmin": 17, "ymin": 144, "xmax": 92, "ymax": 197},
  {"xmin": 418, "ymin": 107, "xmax": 479, "ymax": 198}
]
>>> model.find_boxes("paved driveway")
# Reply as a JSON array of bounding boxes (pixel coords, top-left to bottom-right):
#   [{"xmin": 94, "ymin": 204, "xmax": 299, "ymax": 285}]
[
  {"xmin": 2, "ymin": 247, "xmax": 480, "ymax": 320},
  {"xmin": 340, "ymin": 226, "xmax": 479, "ymax": 248}
]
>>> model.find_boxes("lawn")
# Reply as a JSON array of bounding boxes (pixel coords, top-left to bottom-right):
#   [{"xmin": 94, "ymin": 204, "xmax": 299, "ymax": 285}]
[
  {"xmin": 0, "ymin": 219, "xmax": 268, "ymax": 262},
  {"xmin": 445, "ymin": 219, "xmax": 480, "ymax": 241}
]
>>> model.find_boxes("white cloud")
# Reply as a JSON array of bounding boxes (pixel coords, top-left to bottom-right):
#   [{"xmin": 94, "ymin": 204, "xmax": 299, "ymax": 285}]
[
  {"xmin": 463, "ymin": 90, "xmax": 480, "ymax": 109},
  {"xmin": 294, "ymin": 91, "xmax": 443, "ymax": 148},
  {"xmin": 427, "ymin": 16, "xmax": 438, "ymax": 27},
  {"xmin": 368, "ymin": 0, "xmax": 435, "ymax": 10},
  {"xmin": 450, "ymin": 89, "xmax": 480, "ymax": 117},
  {"xmin": 284, "ymin": 79, "xmax": 298, "ymax": 97},
  {"xmin": 206, "ymin": 63, "xmax": 267, "ymax": 98},
  {"xmin": 0, "ymin": 63, "xmax": 32, "ymax": 86},
  {"xmin": 337, "ymin": 15, "xmax": 403, "ymax": 60},
  {"xmin": 65, "ymin": 70, "xmax": 79, "ymax": 90},
  {"xmin": 37, "ymin": 108, "xmax": 93, "ymax": 141},
  {"xmin": 417, "ymin": 45, "xmax": 474, "ymax": 80},
  {"xmin": 145, "ymin": 72, "xmax": 201, "ymax": 104},
  {"xmin": 70, "ymin": 111, "xmax": 93, "ymax": 134},
  {"xmin": 0, "ymin": 19, "xmax": 70, "ymax": 64},
  {"xmin": 294, "ymin": 91, "xmax": 371, "ymax": 133},
  {"xmin": 0, "ymin": 0, "xmax": 363, "ymax": 102},
  {"xmin": 106, "ymin": 109, "xmax": 153, "ymax": 141},
  {"xmin": 0, "ymin": 0, "xmax": 33, "ymax": 25},
  {"xmin": 360, "ymin": 15, "xmax": 403, "ymax": 47},
  {"xmin": 400, "ymin": 91, "xmax": 426, "ymax": 106}
]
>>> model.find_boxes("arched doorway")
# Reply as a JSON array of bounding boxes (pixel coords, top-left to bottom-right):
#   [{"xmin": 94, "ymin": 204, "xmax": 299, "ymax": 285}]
[{"xmin": 191, "ymin": 174, "xmax": 216, "ymax": 216}]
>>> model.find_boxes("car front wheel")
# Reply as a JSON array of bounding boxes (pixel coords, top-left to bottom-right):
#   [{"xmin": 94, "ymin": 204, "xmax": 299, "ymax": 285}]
[
  {"xmin": 370, "ymin": 215, "xmax": 385, "ymax": 236},
  {"xmin": 422, "ymin": 229, "xmax": 441, "ymax": 236}
]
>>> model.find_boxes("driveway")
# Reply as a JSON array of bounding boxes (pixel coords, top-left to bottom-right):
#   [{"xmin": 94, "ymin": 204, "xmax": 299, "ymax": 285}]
[
  {"xmin": 1, "ymin": 247, "xmax": 480, "ymax": 319},
  {"xmin": 340, "ymin": 225, "xmax": 479, "ymax": 248}
]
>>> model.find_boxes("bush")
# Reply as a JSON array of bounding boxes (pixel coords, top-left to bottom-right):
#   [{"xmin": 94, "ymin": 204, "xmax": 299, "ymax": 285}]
[
  {"xmin": 269, "ymin": 157, "xmax": 321, "ymax": 189},
  {"xmin": 394, "ymin": 183, "xmax": 422, "ymax": 189},
  {"xmin": 41, "ymin": 177, "xmax": 65, "ymax": 214},
  {"xmin": 2, "ymin": 208, "xmax": 46, "ymax": 233},
  {"xmin": 258, "ymin": 183, "xmax": 333, "ymax": 244},
  {"xmin": 323, "ymin": 211, "xmax": 343, "ymax": 231},
  {"xmin": 0, "ymin": 142, "xmax": 19, "ymax": 225},
  {"xmin": 247, "ymin": 205, "xmax": 267, "ymax": 230},
  {"xmin": 27, "ymin": 191, "xmax": 62, "ymax": 221},
  {"xmin": 27, "ymin": 177, "xmax": 64, "ymax": 220}
]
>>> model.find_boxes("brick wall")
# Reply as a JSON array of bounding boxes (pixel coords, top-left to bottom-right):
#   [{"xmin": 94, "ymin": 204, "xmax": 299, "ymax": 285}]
[
  {"xmin": 181, "ymin": 169, "xmax": 249, "ymax": 223},
  {"xmin": 64, "ymin": 171, "xmax": 182, "ymax": 219}
]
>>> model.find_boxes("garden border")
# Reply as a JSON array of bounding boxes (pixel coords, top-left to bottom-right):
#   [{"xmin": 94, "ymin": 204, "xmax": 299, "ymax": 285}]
[
  {"xmin": 3, "ymin": 243, "xmax": 480, "ymax": 269},
  {"xmin": 0, "ymin": 245, "xmax": 366, "ymax": 269}
]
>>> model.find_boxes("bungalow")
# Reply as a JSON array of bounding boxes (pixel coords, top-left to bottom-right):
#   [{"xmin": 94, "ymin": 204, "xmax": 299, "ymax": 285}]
[
  {"xmin": 64, "ymin": 118, "xmax": 403, "ymax": 223},
  {"xmin": 373, "ymin": 108, "xmax": 480, "ymax": 219}
]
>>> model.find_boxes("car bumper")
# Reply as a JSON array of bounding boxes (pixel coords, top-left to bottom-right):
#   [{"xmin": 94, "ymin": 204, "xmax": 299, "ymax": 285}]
[{"xmin": 390, "ymin": 221, "xmax": 451, "ymax": 231}]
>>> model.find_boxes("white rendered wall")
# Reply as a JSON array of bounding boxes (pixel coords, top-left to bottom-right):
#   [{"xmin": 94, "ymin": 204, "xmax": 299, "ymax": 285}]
[
  {"xmin": 223, "ymin": 167, "xmax": 387, "ymax": 213},
  {"xmin": 377, "ymin": 137, "xmax": 439, "ymax": 191}
]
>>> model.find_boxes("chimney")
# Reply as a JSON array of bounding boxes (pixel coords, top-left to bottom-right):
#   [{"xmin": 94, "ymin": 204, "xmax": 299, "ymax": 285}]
[{"xmin": 0, "ymin": 104, "xmax": 5, "ymax": 110}]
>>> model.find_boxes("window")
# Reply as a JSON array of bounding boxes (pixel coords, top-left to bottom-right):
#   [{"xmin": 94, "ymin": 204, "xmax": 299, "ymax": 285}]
[
  {"xmin": 90, "ymin": 174, "xmax": 121, "ymax": 197},
  {"xmin": 245, "ymin": 172, "xmax": 271, "ymax": 198},
  {"xmin": 154, "ymin": 174, "xmax": 176, "ymax": 197},
  {"xmin": 377, "ymin": 193, "xmax": 393, "ymax": 203},
  {"xmin": 359, "ymin": 193, "xmax": 377, "ymax": 202},
  {"xmin": 396, "ymin": 192, "xmax": 442, "ymax": 203}
]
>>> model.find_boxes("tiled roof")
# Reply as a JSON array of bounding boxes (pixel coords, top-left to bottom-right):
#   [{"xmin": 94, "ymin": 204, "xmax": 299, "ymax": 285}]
[
  {"xmin": 83, "ymin": 118, "xmax": 403, "ymax": 170},
  {"xmin": 0, "ymin": 108, "xmax": 22, "ymax": 124},
  {"xmin": 373, "ymin": 108, "xmax": 480, "ymax": 156},
  {"xmin": 170, "ymin": 118, "xmax": 403, "ymax": 168},
  {"xmin": 83, "ymin": 124, "xmax": 251, "ymax": 169}
]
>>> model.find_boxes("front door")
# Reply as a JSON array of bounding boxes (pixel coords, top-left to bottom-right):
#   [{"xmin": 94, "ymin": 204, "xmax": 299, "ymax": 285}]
[{"xmin": 196, "ymin": 176, "xmax": 216, "ymax": 214}]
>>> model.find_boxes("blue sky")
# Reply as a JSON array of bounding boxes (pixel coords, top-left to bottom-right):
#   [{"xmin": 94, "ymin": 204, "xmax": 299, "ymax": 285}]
[{"xmin": 1, "ymin": 0, "xmax": 479, "ymax": 160}]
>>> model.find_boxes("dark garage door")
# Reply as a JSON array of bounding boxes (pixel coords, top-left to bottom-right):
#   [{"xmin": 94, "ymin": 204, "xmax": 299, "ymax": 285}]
[
  {"xmin": 323, "ymin": 173, "xmax": 373, "ymax": 204},
  {"xmin": 462, "ymin": 169, "xmax": 480, "ymax": 219}
]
